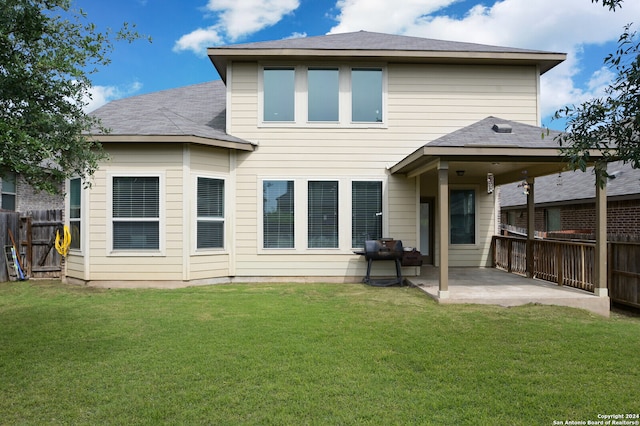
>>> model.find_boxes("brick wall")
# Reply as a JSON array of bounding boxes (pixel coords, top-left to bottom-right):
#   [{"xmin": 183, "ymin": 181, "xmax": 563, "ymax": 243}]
[
  {"xmin": 501, "ymin": 198, "xmax": 640, "ymax": 235},
  {"xmin": 0, "ymin": 175, "xmax": 63, "ymax": 213}
]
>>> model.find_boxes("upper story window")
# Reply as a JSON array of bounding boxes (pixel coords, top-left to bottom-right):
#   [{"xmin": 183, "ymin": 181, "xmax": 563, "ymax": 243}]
[
  {"xmin": 263, "ymin": 68, "xmax": 295, "ymax": 122},
  {"xmin": 352, "ymin": 68, "xmax": 383, "ymax": 123},
  {"xmin": 260, "ymin": 65, "xmax": 385, "ymax": 127},
  {"xmin": 308, "ymin": 68, "xmax": 339, "ymax": 122}
]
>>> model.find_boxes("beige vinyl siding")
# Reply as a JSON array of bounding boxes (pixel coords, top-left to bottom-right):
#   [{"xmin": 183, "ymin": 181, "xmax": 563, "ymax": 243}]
[
  {"xmin": 65, "ymin": 254, "xmax": 85, "ymax": 280},
  {"xmin": 189, "ymin": 145, "xmax": 231, "ymax": 280},
  {"xmin": 224, "ymin": 60, "xmax": 539, "ymax": 277},
  {"xmin": 83, "ymin": 144, "xmax": 185, "ymax": 282}
]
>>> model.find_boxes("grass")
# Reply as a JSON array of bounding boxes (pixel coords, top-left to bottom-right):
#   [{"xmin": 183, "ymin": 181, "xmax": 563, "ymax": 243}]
[{"xmin": 0, "ymin": 280, "xmax": 639, "ymax": 425}]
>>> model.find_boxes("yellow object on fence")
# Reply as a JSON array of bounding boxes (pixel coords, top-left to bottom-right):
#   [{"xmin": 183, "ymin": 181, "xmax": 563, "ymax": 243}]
[{"xmin": 55, "ymin": 226, "xmax": 71, "ymax": 257}]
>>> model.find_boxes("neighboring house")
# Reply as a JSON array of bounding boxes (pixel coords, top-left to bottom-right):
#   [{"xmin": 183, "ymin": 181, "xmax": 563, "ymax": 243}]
[
  {"xmin": 67, "ymin": 30, "xmax": 585, "ymax": 293},
  {"xmin": 0, "ymin": 172, "xmax": 63, "ymax": 213},
  {"xmin": 500, "ymin": 161, "xmax": 640, "ymax": 237}
]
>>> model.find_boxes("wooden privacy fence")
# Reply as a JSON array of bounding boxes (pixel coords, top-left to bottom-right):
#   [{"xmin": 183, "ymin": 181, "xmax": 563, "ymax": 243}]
[
  {"xmin": 608, "ymin": 241, "xmax": 640, "ymax": 309},
  {"xmin": 492, "ymin": 235, "xmax": 640, "ymax": 308},
  {"xmin": 1, "ymin": 210, "xmax": 64, "ymax": 282}
]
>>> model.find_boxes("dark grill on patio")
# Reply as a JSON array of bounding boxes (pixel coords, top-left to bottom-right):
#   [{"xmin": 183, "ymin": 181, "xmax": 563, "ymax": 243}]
[{"xmin": 357, "ymin": 239, "xmax": 404, "ymax": 286}]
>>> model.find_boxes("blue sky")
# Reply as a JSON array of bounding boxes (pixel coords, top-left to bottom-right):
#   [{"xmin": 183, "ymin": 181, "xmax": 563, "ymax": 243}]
[{"xmin": 74, "ymin": 0, "xmax": 639, "ymax": 129}]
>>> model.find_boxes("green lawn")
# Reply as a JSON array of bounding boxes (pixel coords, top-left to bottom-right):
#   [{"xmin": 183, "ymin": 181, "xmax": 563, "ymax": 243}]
[{"xmin": 0, "ymin": 281, "xmax": 638, "ymax": 425}]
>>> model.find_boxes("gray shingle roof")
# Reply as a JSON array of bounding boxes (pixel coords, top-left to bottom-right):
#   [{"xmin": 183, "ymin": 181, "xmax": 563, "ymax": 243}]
[
  {"xmin": 500, "ymin": 161, "xmax": 640, "ymax": 207},
  {"xmin": 214, "ymin": 30, "xmax": 555, "ymax": 54},
  {"xmin": 90, "ymin": 80, "xmax": 252, "ymax": 146},
  {"xmin": 425, "ymin": 116, "xmax": 563, "ymax": 149}
]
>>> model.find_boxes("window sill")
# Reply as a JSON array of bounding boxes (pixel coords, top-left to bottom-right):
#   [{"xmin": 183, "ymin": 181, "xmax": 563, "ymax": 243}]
[
  {"xmin": 108, "ymin": 250, "xmax": 165, "ymax": 257},
  {"xmin": 258, "ymin": 122, "xmax": 388, "ymax": 129}
]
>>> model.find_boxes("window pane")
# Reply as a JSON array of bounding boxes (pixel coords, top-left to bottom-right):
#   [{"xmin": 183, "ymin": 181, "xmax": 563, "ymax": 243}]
[
  {"xmin": 264, "ymin": 68, "xmax": 295, "ymax": 122},
  {"xmin": 264, "ymin": 180, "xmax": 294, "ymax": 249},
  {"xmin": 113, "ymin": 177, "xmax": 159, "ymax": 218},
  {"xmin": 352, "ymin": 68, "xmax": 382, "ymax": 122},
  {"xmin": 308, "ymin": 68, "xmax": 339, "ymax": 121},
  {"xmin": 197, "ymin": 177, "xmax": 224, "ymax": 249},
  {"xmin": 113, "ymin": 222, "xmax": 159, "ymax": 250},
  {"xmin": 112, "ymin": 176, "xmax": 160, "ymax": 251},
  {"xmin": 450, "ymin": 189, "xmax": 475, "ymax": 244},
  {"xmin": 2, "ymin": 194, "xmax": 15, "ymax": 211},
  {"xmin": 308, "ymin": 181, "xmax": 338, "ymax": 248},
  {"xmin": 1, "ymin": 172, "xmax": 16, "ymax": 193},
  {"xmin": 352, "ymin": 181, "xmax": 382, "ymax": 247},
  {"xmin": 70, "ymin": 178, "xmax": 81, "ymax": 219},
  {"xmin": 197, "ymin": 221, "xmax": 224, "ymax": 249},
  {"xmin": 69, "ymin": 178, "xmax": 82, "ymax": 250},
  {"xmin": 197, "ymin": 177, "xmax": 224, "ymax": 217},
  {"xmin": 69, "ymin": 221, "xmax": 81, "ymax": 250}
]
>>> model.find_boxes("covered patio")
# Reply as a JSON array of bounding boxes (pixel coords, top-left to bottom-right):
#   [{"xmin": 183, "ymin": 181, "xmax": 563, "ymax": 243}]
[
  {"xmin": 390, "ymin": 117, "xmax": 610, "ymax": 316},
  {"xmin": 407, "ymin": 267, "xmax": 610, "ymax": 317}
]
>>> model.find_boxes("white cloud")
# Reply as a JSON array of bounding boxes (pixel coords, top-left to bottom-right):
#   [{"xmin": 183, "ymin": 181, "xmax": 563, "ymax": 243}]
[
  {"xmin": 83, "ymin": 82, "xmax": 143, "ymax": 113},
  {"xmin": 329, "ymin": 0, "xmax": 458, "ymax": 35},
  {"xmin": 173, "ymin": 27, "xmax": 224, "ymax": 56},
  {"xmin": 329, "ymin": 0, "xmax": 640, "ymax": 124},
  {"xmin": 174, "ymin": 0, "xmax": 299, "ymax": 54}
]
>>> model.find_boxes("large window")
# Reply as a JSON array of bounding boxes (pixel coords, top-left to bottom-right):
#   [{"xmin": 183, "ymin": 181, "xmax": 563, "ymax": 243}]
[
  {"xmin": 308, "ymin": 68, "xmax": 339, "ymax": 122},
  {"xmin": 264, "ymin": 68, "xmax": 295, "ymax": 122},
  {"xmin": 197, "ymin": 177, "xmax": 224, "ymax": 249},
  {"xmin": 352, "ymin": 68, "xmax": 383, "ymax": 122},
  {"xmin": 69, "ymin": 178, "xmax": 81, "ymax": 250},
  {"xmin": 112, "ymin": 176, "xmax": 160, "ymax": 250},
  {"xmin": 1, "ymin": 172, "xmax": 16, "ymax": 211},
  {"xmin": 308, "ymin": 181, "xmax": 338, "ymax": 248},
  {"xmin": 450, "ymin": 189, "xmax": 475, "ymax": 245},
  {"xmin": 261, "ymin": 66, "xmax": 384, "ymax": 125},
  {"xmin": 263, "ymin": 180, "xmax": 294, "ymax": 249},
  {"xmin": 352, "ymin": 181, "xmax": 382, "ymax": 248}
]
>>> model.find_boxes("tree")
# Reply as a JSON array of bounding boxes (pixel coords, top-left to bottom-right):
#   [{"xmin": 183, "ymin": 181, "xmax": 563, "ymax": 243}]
[
  {"xmin": 555, "ymin": 0, "xmax": 638, "ymax": 178},
  {"xmin": 0, "ymin": 0, "xmax": 146, "ymax": 194},
  {"xmin": 591, "ymin": 0, "xmax": 623, "ymax": 11}
]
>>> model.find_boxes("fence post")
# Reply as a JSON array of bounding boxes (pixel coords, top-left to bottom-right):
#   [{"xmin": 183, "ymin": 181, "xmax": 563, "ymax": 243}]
[{"xmin": 556, "ymin": 243, "xmax": 563, "ymax": 286}]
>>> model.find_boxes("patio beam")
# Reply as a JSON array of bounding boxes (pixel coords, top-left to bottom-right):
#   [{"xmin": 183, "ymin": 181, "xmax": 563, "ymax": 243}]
[
  {"xmin": 438, "ymin": 161, "xmax": 449, "ymax": 298},
  {"xmin": 526, "ymin": 177, "xmax": 535, "ymax": 278}
]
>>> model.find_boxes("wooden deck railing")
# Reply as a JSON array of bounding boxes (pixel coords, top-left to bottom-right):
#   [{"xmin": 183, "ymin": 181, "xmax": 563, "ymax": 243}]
[
  {"xmin": 492, "ymin": 235, "xmax": 640, "ymax": 308},
  {"xmin": 492, "ymin": 235, "xmax": 595, "ymax": 291}
]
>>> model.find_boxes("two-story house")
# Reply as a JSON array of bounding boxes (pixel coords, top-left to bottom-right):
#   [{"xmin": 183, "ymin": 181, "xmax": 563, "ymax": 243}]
[{"xmin": 67, "ymin": 31, "xmax": 609, "ymax": 297}]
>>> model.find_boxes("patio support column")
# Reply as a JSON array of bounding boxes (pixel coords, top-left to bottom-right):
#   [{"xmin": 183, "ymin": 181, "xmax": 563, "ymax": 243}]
[
  {"xmin": 594, "ymin": 162, "xmax": 608, "ymax": 297},
  {"xmin": 526, "ymin": 177, "xmax": 535, "ymax": 278},
  {"xmin": 437, "ymin": 161, "xmax": 449, "ymax": 298}
]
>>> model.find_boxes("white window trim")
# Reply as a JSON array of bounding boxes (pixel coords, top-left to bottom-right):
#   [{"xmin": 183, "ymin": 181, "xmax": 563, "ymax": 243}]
[
  {"xmin": 67, "ymin": 177, "xmax": 85, "ymax": 255},
  {"xmin": 192, "ymin": 174, "xmax": 227, "ymax": 255},
  {"xmin": 258, "ymin": 63, "xmax": 388, "ymax": 129},
  {"xmin": 107, "ymin": 172, "xmax": 165, "ymax": 257},
  {"xmin": 258, "ymin": 177, "xmax": 387, "ymax": 254},
  {"xmin": 449, "ymin": 185, "xmax": 479, "ymax": 248}
]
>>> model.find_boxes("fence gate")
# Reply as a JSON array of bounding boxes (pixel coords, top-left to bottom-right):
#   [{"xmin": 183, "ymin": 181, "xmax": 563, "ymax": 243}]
[{"xmin": 1, "ymin": 210, "xmax": 63, "ymax": 281}]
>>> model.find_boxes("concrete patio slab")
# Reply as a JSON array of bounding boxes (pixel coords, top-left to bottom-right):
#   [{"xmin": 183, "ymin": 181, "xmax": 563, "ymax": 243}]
[{"xmin": 407, "ymin": 267, "xmax": 610, "ymax": 317}]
